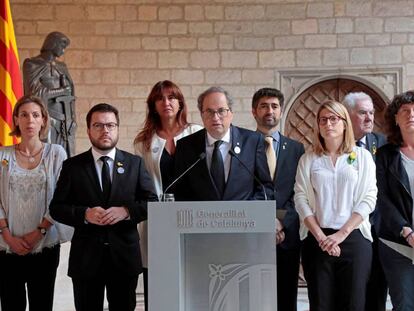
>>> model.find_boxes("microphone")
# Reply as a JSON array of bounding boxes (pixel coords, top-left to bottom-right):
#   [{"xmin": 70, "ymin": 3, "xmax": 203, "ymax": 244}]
[
  {"xmin": 228, "ymin": 149, "xmax": 268, "ymax": 201},
  {"xmin": 162, "ymin": 152, "xmax": 206, "ymax": 201}
]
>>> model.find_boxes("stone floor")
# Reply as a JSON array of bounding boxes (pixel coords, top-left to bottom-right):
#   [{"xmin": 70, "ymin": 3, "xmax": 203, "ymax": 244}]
[{"xmin": 53, "ymin": 243, "xmax": 393, "ymax": 311}]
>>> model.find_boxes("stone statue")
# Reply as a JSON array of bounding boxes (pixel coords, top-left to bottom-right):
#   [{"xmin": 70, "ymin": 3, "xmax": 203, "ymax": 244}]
[{"xmin": 23, "ymin": 31, "xmax": 76, "ymax": 157}]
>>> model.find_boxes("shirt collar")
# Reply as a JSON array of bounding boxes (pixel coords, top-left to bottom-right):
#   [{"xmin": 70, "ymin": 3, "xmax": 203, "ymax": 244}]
[
  {"xmin": 358, "ymin": 135, "xmax": 367, "ymax": 145},
  {"xmin": 206, "ymin": 128, "xmax": 231, "ymax": 146},
  {"xmin": 257, "ymin": 129, "xmax": 280, "ymax": 143},
  {"xmin": 91, "ymin": 147, "xmax": 116, "ymax": 163}
]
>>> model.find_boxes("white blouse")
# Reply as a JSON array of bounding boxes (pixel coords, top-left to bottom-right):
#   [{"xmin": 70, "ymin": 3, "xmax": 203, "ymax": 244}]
[
  {"xmin": 400, "ymin": 152, "xmax": 414, "ymax": 227},
  {"xmin": 294, "ymin": 147, "xmax": 377, "ymax": 241}
]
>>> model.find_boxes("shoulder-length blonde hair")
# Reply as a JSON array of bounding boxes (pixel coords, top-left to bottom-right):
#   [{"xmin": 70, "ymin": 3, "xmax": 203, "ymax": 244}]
[
  {"xmin": 313, "ymin": 100, "xmax": 355, "ymax": 156},
  {"xmin": 10, "ymin": 95, "xmax": 50, "ymax": 140}
]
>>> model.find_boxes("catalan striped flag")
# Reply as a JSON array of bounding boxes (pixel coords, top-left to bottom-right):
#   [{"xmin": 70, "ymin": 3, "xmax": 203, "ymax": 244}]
[{"xmin": 0, "ymin": 0, "xmax": 22, "ymax": 146}]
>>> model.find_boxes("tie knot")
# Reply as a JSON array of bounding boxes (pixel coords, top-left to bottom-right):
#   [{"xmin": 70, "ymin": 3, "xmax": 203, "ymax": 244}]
[
  {"xmin": 214, "ymin": 140, "xmax": 223, "ymax": 148},
  {"xmin": 100, "ymin": 156, "xmax": 110, "ymax": 163},
  {"xmin": 356, "ymin": 140, "xmax": 363, "ymax": 147},
  {"xmin": 265, "ymin": 136, "xmax": 273, "ymax": 146}
]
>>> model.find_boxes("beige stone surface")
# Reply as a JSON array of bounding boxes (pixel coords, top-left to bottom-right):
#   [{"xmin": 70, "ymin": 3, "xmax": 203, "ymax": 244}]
[{"xmin": 10, "ymin": 0, "xmax": 414, "ymax": 155}]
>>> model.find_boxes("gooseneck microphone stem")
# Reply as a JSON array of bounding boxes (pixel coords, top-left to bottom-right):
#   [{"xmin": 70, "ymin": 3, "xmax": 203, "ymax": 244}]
[
  {"xmin": 228, "ymin": 149, "xmax": 267, "ymax": 201},
  {"xmin": 162, "ymin": 152, "xmax": 206, "ymax": 201}
]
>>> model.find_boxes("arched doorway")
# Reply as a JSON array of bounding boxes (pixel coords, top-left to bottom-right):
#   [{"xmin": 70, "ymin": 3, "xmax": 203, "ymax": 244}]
[{"xmin": 284, "ymin": 78, "xmax": 388, "ymax": 151}]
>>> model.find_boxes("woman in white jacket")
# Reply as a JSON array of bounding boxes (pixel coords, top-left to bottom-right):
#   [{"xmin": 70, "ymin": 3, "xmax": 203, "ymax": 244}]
[
  {"xmin": 0, "ymin": 95, "xmax": 72, "ymax": 311},
  {"xmin": 294, "ymin": 100, "xmax": 377, "ymax": 311},
  {"xmin": 134, "ymin": 80, "xmax": 202, "ymax": 309}
]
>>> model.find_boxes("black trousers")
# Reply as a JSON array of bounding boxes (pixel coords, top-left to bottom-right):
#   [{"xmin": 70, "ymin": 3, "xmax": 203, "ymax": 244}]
[
  {"xmin": 0, "ymin": 245, "xmax": 60, "ymax": 311},
  {"xmin": 143, "ymin": 267, "xmax": 148, "ymax": 310},
  {"xmin": 72, "ymin": 246, "xmax": 138, "ymax": 311},
  {"xmin": 365, "ymin": 230, "xmax": 388, "ymax": 311},
  {"xmin": 302, "ymin": 229, "xmax": 372, "ymax": 311},
  {"xmin": 277, "ymin": 245, "xmax": 301, "ymax": 311}
]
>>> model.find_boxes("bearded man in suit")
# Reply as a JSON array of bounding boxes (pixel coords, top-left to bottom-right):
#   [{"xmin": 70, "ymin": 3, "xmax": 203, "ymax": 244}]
[
  {"xmin": 252, "ymin": 88, "xmax": 304, "ymax": 311},
  {"xmin": 50, "ymin": 103, "xmax": 158, "ymax": 311}
]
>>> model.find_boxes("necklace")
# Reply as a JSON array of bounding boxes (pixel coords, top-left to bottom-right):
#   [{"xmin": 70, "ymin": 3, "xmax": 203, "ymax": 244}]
[{"xmin": 16, "ymin": 143, "xmax": 44, "ymax": 163}]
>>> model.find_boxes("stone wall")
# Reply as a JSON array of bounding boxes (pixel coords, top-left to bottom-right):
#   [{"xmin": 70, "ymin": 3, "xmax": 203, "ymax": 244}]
[{"xmin": 10, "ymin": 0, "xmax": 414, "ymax": 153}]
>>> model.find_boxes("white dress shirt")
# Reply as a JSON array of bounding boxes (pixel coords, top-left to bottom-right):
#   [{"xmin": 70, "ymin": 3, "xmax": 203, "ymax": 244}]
[
  {"xmin": 91, "ymin": 147, "xmax": 116, "ymax": 190},
  {"xmin": 205, "ymin": 129, "xmax": 231, "ymax": 182}
]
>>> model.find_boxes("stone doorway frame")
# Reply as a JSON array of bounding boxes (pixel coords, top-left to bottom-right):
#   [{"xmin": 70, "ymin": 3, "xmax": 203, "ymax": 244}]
[{"xmin": 278, "ymin": 66, "xmax": 403, "ymax": 134}]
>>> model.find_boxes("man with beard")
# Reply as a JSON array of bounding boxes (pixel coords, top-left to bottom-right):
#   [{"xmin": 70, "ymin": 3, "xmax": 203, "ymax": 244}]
[
  {"xmin": 50, "ymin": 103, "xmax": 157, "ymax": 311},
  {"xmin": 251, "ymin": 88, "xmax": 304, "ymax": 311},
  {"xmin": 342, "ymin": 92, "xmax": 387, "ymax": 311}
]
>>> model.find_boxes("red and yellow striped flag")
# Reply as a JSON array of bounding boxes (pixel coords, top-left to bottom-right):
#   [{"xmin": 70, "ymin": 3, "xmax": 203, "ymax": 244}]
[{"xmin": 0, "ymin": 0, "xmax": 22, "ymax": 146}]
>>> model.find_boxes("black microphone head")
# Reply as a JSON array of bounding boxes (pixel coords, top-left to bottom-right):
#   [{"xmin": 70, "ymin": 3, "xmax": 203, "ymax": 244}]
[{"xmin": 199, "ymin": 152, "xmax": 206, "ymax": 160}]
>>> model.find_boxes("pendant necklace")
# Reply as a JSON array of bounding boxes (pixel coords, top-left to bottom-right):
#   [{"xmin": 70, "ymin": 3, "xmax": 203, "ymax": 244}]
[{"xmin": 17, "ymin": 143, "xmax": 44, "ymax": 163}]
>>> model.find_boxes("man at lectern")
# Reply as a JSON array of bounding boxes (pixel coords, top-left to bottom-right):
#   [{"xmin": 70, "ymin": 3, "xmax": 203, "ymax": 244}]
[
  {"xmin": 174, "ymin": 86, "xmax": 272, "ymax": 201},
  {"xmin": 251, "ymin": 88, "xmax": 304, "ymax": 311}
]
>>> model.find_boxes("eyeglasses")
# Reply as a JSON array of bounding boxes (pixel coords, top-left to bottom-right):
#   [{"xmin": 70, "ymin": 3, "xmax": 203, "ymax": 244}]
[
  {"xmin": 318, "ymin": 115, "xmax": 344, "ymax": 126},
  {"xmin": 91, "ymin": 122, "xmax": 118, "ymax": 131},
  {"xmin": 202, "ymin": 108, "xmax": 231, "ymax": 119}
]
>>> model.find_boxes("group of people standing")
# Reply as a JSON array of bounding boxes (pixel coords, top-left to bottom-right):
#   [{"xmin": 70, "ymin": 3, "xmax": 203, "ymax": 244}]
[{"xmin": 0, "ymin": 80, "xmax": 413, "ymax": 311}]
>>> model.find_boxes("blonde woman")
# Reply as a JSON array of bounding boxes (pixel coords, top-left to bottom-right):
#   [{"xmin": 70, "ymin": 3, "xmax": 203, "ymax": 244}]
[
  {"xmin": 294, "ymin": 100, "xmax": 377, "ymax": 311},
  {"xmin": 0, "ymin": 95, "xmax": 72, "ymax": 311}
]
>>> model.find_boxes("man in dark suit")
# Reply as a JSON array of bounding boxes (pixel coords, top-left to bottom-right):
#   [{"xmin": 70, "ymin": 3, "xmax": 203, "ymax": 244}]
[
  {"xmin": 50, "ymin": 103, "xmax": 157, "ymax": 311},
  {"xmin": 343, "ymin": 92, "xmax": 387, "ymax": 311},
  {"xmin": 252, "ymin": 88, "xmax": 304, "ymax": 311},
  {"xmin": 174, "ymin": 86, "xmax": 272, "ymax": 201}
]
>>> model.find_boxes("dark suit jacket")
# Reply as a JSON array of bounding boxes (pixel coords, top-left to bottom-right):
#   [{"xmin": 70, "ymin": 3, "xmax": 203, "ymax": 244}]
[
  {"xmin": 174, "ymin": 125, "xmax": 273, "ymax": 201},
  {"xmin": 376, "ymin": 143, "xmax": 413, "ymax": 245},
  {"xmin": 365, "ymin": 132, "xmax": 387, "ymax": 160},
  {"xmin": 50, "ymin": 149, "xmax": 157, "ymax": 278},
  {"xmin": 273, "ymin": 134, "xmax": 305, "ymax": 250}
]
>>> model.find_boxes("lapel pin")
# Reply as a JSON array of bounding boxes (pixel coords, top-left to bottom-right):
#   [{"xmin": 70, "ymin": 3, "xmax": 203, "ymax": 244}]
[
  {"xmin": 282, "ymin": 143, "xmax": 287, "ymax": 150},
  {"xmin": 116, "ymin": 161, "xmax": 124, "ymax": 174},
  {"xmin": 234, "ymin": 146, "xmax": 241, "ymax": 154}
]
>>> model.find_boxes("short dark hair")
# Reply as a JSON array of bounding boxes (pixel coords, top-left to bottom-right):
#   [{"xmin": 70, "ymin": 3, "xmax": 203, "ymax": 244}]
[
  {"xmin": 10, "ymin": 95, "xmax": 50, "ymax": 139},
  {"xmin": 41, "ymin": 31, "xmax": 70, "ymax": 53},
  {"xmin": 252, "ymin": 88, "xmax": 284, "ymax": 109},
  {"xmin": 86, "ymin": 103, "xmax": 119, "ymax": 128},
  {"xmin": 197, "ymin": 86, "xmax": 234, "ymax": 112},
  {"xmin": 384, "ymin": 90, "xmax": 414, "ymax": 145}
]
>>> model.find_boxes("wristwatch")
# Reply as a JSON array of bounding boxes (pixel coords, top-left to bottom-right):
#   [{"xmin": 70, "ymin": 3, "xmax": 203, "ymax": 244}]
[
  {"xmin": 0, "ymin": 226, "xmax": 8, "ymax": 234},
  {"xmin": 37, "ymin": 227, "xmax": 47, "ymax": 236}
]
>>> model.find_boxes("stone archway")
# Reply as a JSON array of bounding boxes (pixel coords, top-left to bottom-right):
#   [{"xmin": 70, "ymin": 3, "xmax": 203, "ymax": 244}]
[{"xmin": 283, "ymin": 78, "xmax": 389, "ymax": 151}]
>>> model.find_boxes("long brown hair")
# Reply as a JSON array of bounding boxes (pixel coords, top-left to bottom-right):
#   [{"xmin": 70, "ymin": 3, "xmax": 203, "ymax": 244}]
[
  {"xmin": 313, "ymin": 100, "xmax": 355, "ymax": 156},
  {"xmin": 134, "ymin": 80, "xmax": 189, "ymax": 151}
]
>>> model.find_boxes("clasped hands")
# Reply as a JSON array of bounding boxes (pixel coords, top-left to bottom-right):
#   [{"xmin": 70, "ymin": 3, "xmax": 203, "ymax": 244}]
[
  {"xmin": 85, "ymin": 206, "xmax": 129, "ymax": 226},
  {"xmin": 318, "ymin": 231, "xmax": 347, "ymax": 257},
  {"xmin": 3, "ymin": 229, "xmax": 43, "ymax": 256}
]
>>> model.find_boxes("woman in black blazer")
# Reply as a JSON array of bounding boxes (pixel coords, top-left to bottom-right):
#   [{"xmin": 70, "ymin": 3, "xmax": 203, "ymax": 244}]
[{"xmin": 377, "ymin": 90, "xmax": 414, "ymax": 311}]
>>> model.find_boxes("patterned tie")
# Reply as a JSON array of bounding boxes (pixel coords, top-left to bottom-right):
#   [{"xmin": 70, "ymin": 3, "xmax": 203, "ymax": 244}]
[
  {"xmin": 210, "ymin": 140, "xmax": 225, "ymax": 197},
  {"xmin": 100, "ymin": 156, "xmax": 111, "ymax": 202},
  {"xmin": 265, "ymin": 136, "xmax": 276, "ymax": 180}
]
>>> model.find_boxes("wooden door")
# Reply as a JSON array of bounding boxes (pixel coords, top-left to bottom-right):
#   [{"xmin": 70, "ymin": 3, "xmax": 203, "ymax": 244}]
[{"xmin": 284, "ymin": 78, "xmax": 388, "ymax": 151}]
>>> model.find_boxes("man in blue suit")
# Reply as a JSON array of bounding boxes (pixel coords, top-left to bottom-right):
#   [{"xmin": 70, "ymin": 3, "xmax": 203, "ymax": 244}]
[
  {"xmin": 343, "ymin": 92, "xmax": 387, "ymax": 311},
  {"xmin": 174, "ymin": 86, "xmax": 272, "ymax": 201},
  {"xmin": 252, "ymin": 88, "xmax": 304, "ymax": 311}
]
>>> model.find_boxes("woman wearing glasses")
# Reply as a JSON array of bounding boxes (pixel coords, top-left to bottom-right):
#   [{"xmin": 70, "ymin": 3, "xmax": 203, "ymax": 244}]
[
  {"xmin": 376, "ymin": 91, "xmax": 414, "ymax": 311},
  {"xmin": 294, "ymin": 100, "xmax": 377, "ymax": 311},
  {"xmin": 134, "ymin": 80, "xmax": 202, "ymax": 309},
  {"xmin": 0, "ymin": 95, "xmax": 73, "ymax": 311}
]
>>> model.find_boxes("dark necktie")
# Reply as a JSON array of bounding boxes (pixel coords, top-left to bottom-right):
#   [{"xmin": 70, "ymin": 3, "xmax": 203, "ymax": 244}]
[
  {"xmin": 210, "ymin": 140, "xmax": 225, "ymax": 197},
  {"xmin": 356, "ymin": 140, "xmax": 363, "ymax": 147},
  {"xmin": 100, "ymin": 156, "xmax": 111, "ymax": 202}
]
